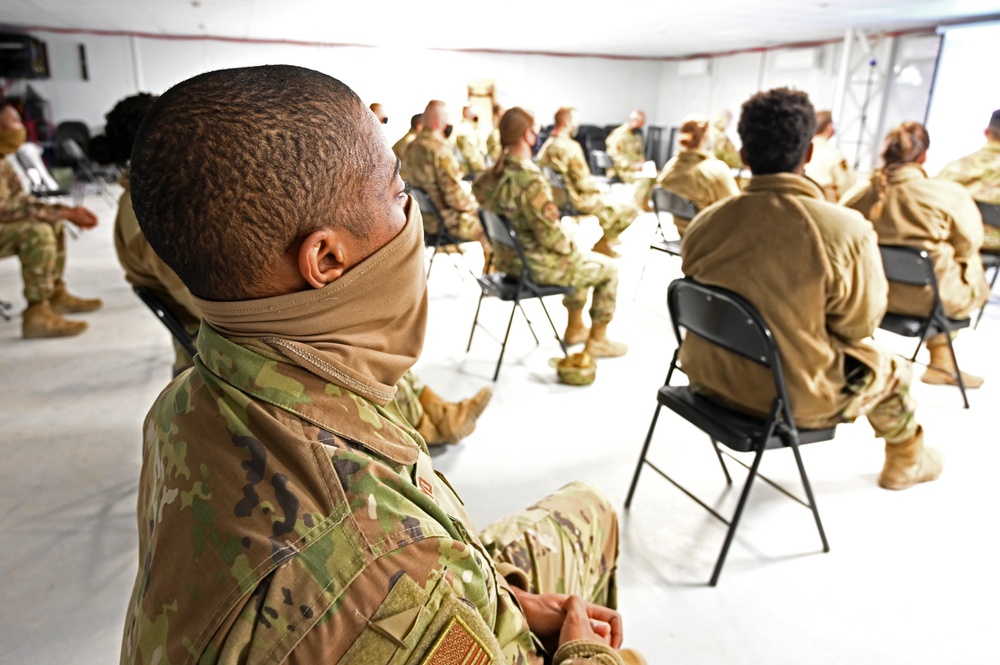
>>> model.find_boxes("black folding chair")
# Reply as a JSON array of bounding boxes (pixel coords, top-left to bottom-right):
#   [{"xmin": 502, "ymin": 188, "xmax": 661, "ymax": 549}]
[
  {"xmin": 649, "ymin": 186, "xmax": 698, "ymax": 257},
  {"xmin": 588, "ymin": 149, "xmax": 619, "ymax": 186},
  {"xmin": 625, "ymin": 277, "xmax": 834, "ymax": 586},
  {"xmin": 60, "ymin": 138, "xmax": 119, "ymax": 206},
  {"xmin": 877, "ymin": 245, "xmax": 972, "ymax": 409},
  {"xmin": 133, "ymin": 286, "xmax": 198, "ymax": 358},
  {"xmin": 408, "ymin": 186, "xmax": 472, "ymax": 279},
  {"xmin": 0, "ymin": 299, "xmax": 12, "ymax": 321},
  {"xmin": 467, "ymin": 210, "xmax": 572, "ymax": 381},
  {"xmin": 542, "ymin": 167, "xmax": 582, "ymax": 219},
  {"xmin": 974, "ymin": 200, "xmax": 1000, "ymax": 329}
]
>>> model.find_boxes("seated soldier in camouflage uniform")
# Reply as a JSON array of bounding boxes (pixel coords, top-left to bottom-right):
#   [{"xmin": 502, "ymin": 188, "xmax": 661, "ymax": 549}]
[
  {"xmin": 392, "ymin": 112, "xmax": 422, "ymax": 160},
  {"xmin": 708, "ymin": 109, "xmax": 744, "ymax": 170},
  {"xmin": 453, "ymin": 105, "xmax": 488, "ymax": 175},
  {"xmin": 121, "ymin": 65, "xmax": 640, "ymax": 665},
  {"xmin": 473, "ymin": 108, "xmax": 628, "ymax": 359},
  {"xmin": 108, "ymin": 92, "xmax": 493, "ymax": 438},
  {"xmin": 604, "ymin": 110, "xmax": 646, "ymax": 184},
  {"xmin": 937, "ymin": 109, "xmax": 1000, "ymax": 253},
  {"xmin": 633, "ymin": 115, "xmax": 739, "ymax": 236},
  {"xmin": 681, "ymin": 87, "xmax": 941, "ymax": 491},
  {"xmin": 538, "ymin": 107, "xmax": 638, "ymax": 257},
  {"xmin": 401, "ymin": 99, "xmax": 489, "ymax": 256},
  {"xmin": 0, "ymin": 104, "xmax": 102, "ymax": 338},
  {"xmin": 487, "ymin": 103, "xmax": 504, "ymax": 165}
]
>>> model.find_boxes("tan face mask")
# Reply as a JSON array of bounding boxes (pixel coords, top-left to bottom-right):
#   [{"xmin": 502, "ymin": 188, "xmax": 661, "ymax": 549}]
[
  {"xmin": 0, "ymin": 127, "xmax": 27, "ymax": 157},
  {"xmin": 194, "ymin": 195, "xmax": 429, "ymax": 405}
]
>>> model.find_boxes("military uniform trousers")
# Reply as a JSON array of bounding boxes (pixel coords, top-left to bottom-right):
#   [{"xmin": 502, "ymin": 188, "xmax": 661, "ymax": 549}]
[
  {"xmin": 0, "ymin": 219, "xmax": 65, "ymax": 303},
  {"xmin": 502, "ymin": 249, "xmax": 618, "ymax": 324},
  {"xmin": 480, "ymin": 481, "xmax": 619, "ymax": 609}
]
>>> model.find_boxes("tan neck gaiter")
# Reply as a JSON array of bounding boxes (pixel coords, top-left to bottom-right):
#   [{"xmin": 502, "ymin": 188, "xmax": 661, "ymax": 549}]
[
  {"xmin": 193, "ymin": 197, "xmax": 428, "ymax": 406},
  {"xmin": 0, "ymin": 127, "xmax": 27, "ymax": 157}
]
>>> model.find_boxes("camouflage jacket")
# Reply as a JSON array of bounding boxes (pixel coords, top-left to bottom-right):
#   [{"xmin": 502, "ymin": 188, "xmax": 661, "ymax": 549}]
[
  {"xmin": 604, "ymin": 124, "xmax": 644, "ymax": 178},
  {"xmin": 0, "ymin": 157, "xmax": 63, "ymax": 225},
  {"xmin": 122, "ymin": 325, "xmax": 617, "ymax": 664},
  {"xmin": 391, "ymin": 129, "xmax": 419, "ymax": 161},
  {"xmin": 454, "ymin": 119, "xmax": 487, "ymax": 174},
  {"xmin": 400, "ymin": 130, "xmax": 478, "ymax": 226},
  {"xmin": 472, "ymin": 155, "xmax": 578, "ymax": 277},
  {"xmin": 536, "ymin": 135, "xmax": 603, "ymax": 214},
  {"xmin": 487, "ymin": 128, "xmax": 502, "ymax": 164},
  {"xmin": 937, "ymin": 141, "xmax": 1000, "ymax": 205},
  {"xmin": 708, "ymin": 127, "xmax": 742, "ymax": 170}
]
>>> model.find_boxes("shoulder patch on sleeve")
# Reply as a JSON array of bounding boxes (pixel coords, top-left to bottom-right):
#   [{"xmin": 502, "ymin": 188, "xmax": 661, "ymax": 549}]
[{"xmin": 421, "ymin": 615, "xmax": 493, "ymax": 665}]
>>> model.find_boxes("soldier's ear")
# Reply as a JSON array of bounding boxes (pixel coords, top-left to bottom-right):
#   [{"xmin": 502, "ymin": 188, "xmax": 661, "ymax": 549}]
[{"xmin": 297, "ymin": 228, "xmax": 351, "ymax": 288}]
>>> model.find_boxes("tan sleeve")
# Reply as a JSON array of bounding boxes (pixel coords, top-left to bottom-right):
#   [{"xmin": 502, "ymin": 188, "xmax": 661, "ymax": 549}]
[
  {"xmin": 947, "ymin": 187, "xmax": 985, "ymax": 260},
  {"xmin": 826, "ymin": 220, "xmax": 888, "ymax": 343},
  {"xmin": 554, "ymin": 639, "xmax": 626, "ymax": 665}
]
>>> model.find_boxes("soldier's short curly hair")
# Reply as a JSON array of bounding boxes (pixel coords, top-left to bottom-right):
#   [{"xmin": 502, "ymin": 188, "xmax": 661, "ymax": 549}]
[
  {"xmin": 104, "ymin": 93, "xmax": 158, "ymax": 165},
  {"xmin": 131, "ymin": 65, "xmax": 382, "ymax": 301},
  {"xmin": 737, "ymin": 88, "xmax": 816, "ymax": 175}
]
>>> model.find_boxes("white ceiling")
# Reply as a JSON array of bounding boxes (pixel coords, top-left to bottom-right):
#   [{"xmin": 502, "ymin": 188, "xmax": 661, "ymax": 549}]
[{"xmin": 3, "ymin": 0, "xmax": 999, "ymax": 58}]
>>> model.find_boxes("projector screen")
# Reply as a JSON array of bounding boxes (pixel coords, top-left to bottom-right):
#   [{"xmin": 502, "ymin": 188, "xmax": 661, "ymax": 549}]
[{"xmin": 924, "ymin": 20, "xmax": 1000, "ymax": 174}]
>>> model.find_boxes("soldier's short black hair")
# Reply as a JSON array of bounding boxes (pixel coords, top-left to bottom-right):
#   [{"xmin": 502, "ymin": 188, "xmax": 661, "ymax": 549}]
[
  {"xmin": 737, "ymin": 88, "xmax": 816, "ymax": 175},
  {"xmin": 989, "ymin": 109, "xmax": 1000, "ymax": 139},
  {"xmin": 131, "ymin": 65, "xmax": 382, "ymax": 301},
  {"xmin": 104, "ymin": 93, "xmax": 158, "ymax": 165}
]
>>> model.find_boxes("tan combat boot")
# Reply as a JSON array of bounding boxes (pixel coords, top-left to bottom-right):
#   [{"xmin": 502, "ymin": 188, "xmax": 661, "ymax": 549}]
[
  {"xmin": 878, "ymin": 426, "xmax": 943, "ymax": 490},
  {"xmin": 415, "ymin": 386, "xmax": 494, "ymax": 445},
  {"xmin": 564, "ymin": 306, "xmax": 590, "ymax": 346},
  {"xmin": 591, "ymin": 235, "xmax": 620, "ymax": 258},
  {"xmin": 49, "ymin": 280, "xmax": 102, "ymax": 314},
  {"xmin": 22, "ymin": 301, "xmax": 88, "ymax": 339},
  {"xmin": 921, "ymin": 337, "xmax": 983, "ymax": 388},
  {"xmin": 584, "ymin": 322, "xmax": 628, "ymax": 358}
]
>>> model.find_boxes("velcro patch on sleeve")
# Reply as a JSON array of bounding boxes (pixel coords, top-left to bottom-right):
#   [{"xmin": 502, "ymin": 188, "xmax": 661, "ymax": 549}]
[{"xmin": 420, "ymin": 615, "xmax": 493, "ymax": 665}]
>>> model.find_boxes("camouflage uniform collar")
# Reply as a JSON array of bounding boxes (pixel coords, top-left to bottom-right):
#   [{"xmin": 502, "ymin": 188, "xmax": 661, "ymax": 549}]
[
  {"xmin": 983, "ymin": 140, "xmax": 1000, "ymax": 154},
  {"xmin": 196, "ymin": 325, "xmax": 422, "ymax": 464},
  {"xmin": 744, "ymin": 172, "xmax": 824, "ymax": 199},
  {"xmin": 677, "ymin": 150, "xmax": 711, "ymax": 163},
  {"xmin": 506, "ymin": 153, "xmax": 540, "ymax": 172}
]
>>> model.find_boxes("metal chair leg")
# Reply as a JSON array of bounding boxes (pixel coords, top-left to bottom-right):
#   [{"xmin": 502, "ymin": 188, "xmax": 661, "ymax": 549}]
[
  {"xmin": 625, "ymin": 403, "xmax": 663, "ymax": 509},
  {"xmin": 538, "ymin": 300, "xmax": 569, "ymax": 355},
  {"xmin": 466, "ymin": 293, "xmax": 486, "ymax": 353},
  {"xmin": 942, "ymin": 327, "xmax": 970, "ymax": 409},
  {"xmin": 492, "ymin": 302, "xmax": 520, "ymax": 381},
  {"xmin": 709, "ymin": 446, "xmax": 766, "ymax": 587},
  {"xmin": 789, "ymin": 439, "xmax": 830, "ymax": 552},
  {"xmin": 711, "ymin": 438, "xmax": 733, "ymax": 485}
]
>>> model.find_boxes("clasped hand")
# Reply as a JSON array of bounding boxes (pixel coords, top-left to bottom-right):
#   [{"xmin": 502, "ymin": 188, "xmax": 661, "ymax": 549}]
[{"xmin": 511, "ymin": 588, "xmax": 623, "ymax": 655}]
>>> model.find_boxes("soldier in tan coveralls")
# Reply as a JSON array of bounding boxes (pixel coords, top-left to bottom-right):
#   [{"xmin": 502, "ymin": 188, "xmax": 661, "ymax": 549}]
[
  {"xmin": 454, "ymin": 105, "xmax": 488, "ymax": 175},
  {"xmin": 937, "ymin": 109, "xmax": 1000, "ymax": 252},
  {"xmin": 392, "ymin": 113, "xmax": 423, "ymax": 160},
  {"xmin": 634, "ymin": 115, "xmax": 739, "ymax": 236},
  {"xmin": 842, "ymin": 121, "xmax": 989, "ymax": 389},
  {"xmin": 401, "ymin": 99, "xmax": 489, "ymax": 254},
  {"xmin": 804, "ymin": 110, "xmax": 856, "ymax": 203},
  {"xmin": 0, "ymin": 104, "xmax": 102, "ymax": 338},
  {"xmin": 474, "ymin": 108, "xmax": 628, "ymax": 358},
  {"xmin": 708, "ymin": 110, "xmax": 743, "ymax": 170},
  {"xmin": 681, "ymin": 88, "xmax": 941, "ymax": 491},
  {"xmin": 537, "ymin": 107, "xmax": 639, "ymax": 257},
  {"xmin": 605, "ymin": 110, "xmax": 646, "ymax": 184},
  {"xmin": 121, "ymin": 65, "xmax": 642, "ymax": 665}
]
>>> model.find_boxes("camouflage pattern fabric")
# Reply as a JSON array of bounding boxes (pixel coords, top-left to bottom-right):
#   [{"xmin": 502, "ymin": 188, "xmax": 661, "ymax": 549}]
[
  {"xmin": 473, "ymin": 155, "xmax": 619, "ymax": 323},
  {"xmin": 393, "ymin": 369, "xmax": 426, "ymax": 429},
  {"xmin": 400, "ymin": 130, "xmax": 482, "ymax": 240},
  {"xmin": 604, "ymin": 124, "xmax": 645, "ymax": 184},
  {"xmin": 392, "ymin": 128, "xmax": 419, "ymax": 161},
  {"xmin": 122, "ymin": 324, "xmax": 619, "ymax": 664},
  {"xmin": 0, "ymin": 218, "xmax": 64, "ymax": 303},
  {"xmin": 454, "ymin": 119, "xmax": 488, "ymax": 175},
  {"xmin": 487, "ymin": 128, "xmax": 502, "ymax": 164},
  {"xmin": 537, "ymin": 135, "xmax": 637, "ymax": 240},
  {"xmin": 937, "ymin": 141, "xmax": 1000, "ymax": 251},
  {"xmin": 708, "ymin": 125, "xmax": 743, "ymax": 170},
  {"xmin": 0, "ymin": 158, "xmax": 65, "ymax": 226},
  {"xmin": 838, "ymin": 348, "xmax": 918, "ymax": 444}
]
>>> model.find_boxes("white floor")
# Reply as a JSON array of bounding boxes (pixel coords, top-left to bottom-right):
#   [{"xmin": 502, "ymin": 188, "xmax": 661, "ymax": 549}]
[{"xmin": 1, "ymin": 188, "xmax": 998, "ymax": 665}]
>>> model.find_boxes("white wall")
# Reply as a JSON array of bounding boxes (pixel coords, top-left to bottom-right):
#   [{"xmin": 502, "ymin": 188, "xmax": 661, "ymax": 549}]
[
  {"xmin": 11, "ymin": 30, "xmax": 662, "ymax": 143},
  {"xmin": 924, "ymin": 20, "xmax": 1000, "ymax": 174}
]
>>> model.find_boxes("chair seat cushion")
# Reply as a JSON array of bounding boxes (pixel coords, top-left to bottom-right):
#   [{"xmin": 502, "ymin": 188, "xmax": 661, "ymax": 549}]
[
  {"xmin": 658, "ymin": 386, "xmax": 835, "ymax": 453},
  {"xmin": 879, "ymin": 312, "xmax": 971, "ymax": 337}
]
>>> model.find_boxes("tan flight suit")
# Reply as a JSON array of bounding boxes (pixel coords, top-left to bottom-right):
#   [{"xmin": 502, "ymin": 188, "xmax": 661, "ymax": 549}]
[
  {"xmin": 537, "ymin": 134, "xmax": 638, "ymax": 241},
  {"xmin": 635, "ymin": 150, "xmax": 740, "ymax": 236},
  {"xmin": 805, "ymin": 136, "xmax": 856, "ymax": 203},
  {"xmin": 681, "ymin": 173, "xmax": 917, "ymax": 442},
  {"xmin": 937, "ymin": 141, "xmax": 1000, "ymax": 251},
  {"xmin": 841, "ymin": 164, "xmax": 988, "ymax": 320},
  {"xmin": 391, "ymin": 128, "xmax": 419, "ymax": 160},
  {"xmin": 400, "ymin": 130, "xmax": 484, "ymax": 243},
  {"xmin": 605, "ymin": 124, "xmax": 645, "ymax": 184}
]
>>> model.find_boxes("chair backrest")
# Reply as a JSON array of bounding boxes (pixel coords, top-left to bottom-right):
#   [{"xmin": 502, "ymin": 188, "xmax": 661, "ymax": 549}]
[
  {"xmin": 408, "ymin": 186, "xmax": 444, "ymax": 225},
  {"xmin": 652, "ymin": 186, "xmax": 698, "ymax": 221},
  {"xmin": 976, "ymin": 200, "xmax": 1000, "ymax": 228},
  {"xmin": 542, "ymin": 166, "xmax": 568, "ymax": 191},
  {"xmin": 133, "ymin": 286, "xmax": 198, "ymax": 358},
  {"xmin": 878, "ymin": 245, "xmax": 935, "ymax": 287},
  {"xmin": 478, "ymin": 209, "xmax": 537, "ymax": 281},
  {"xmin": 590, "ymin": 149, "xmax": 613, "ymax": 175},
  {"xmin": 60, "ymin": 138, "xmax": 87, "ymax": 163}
]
